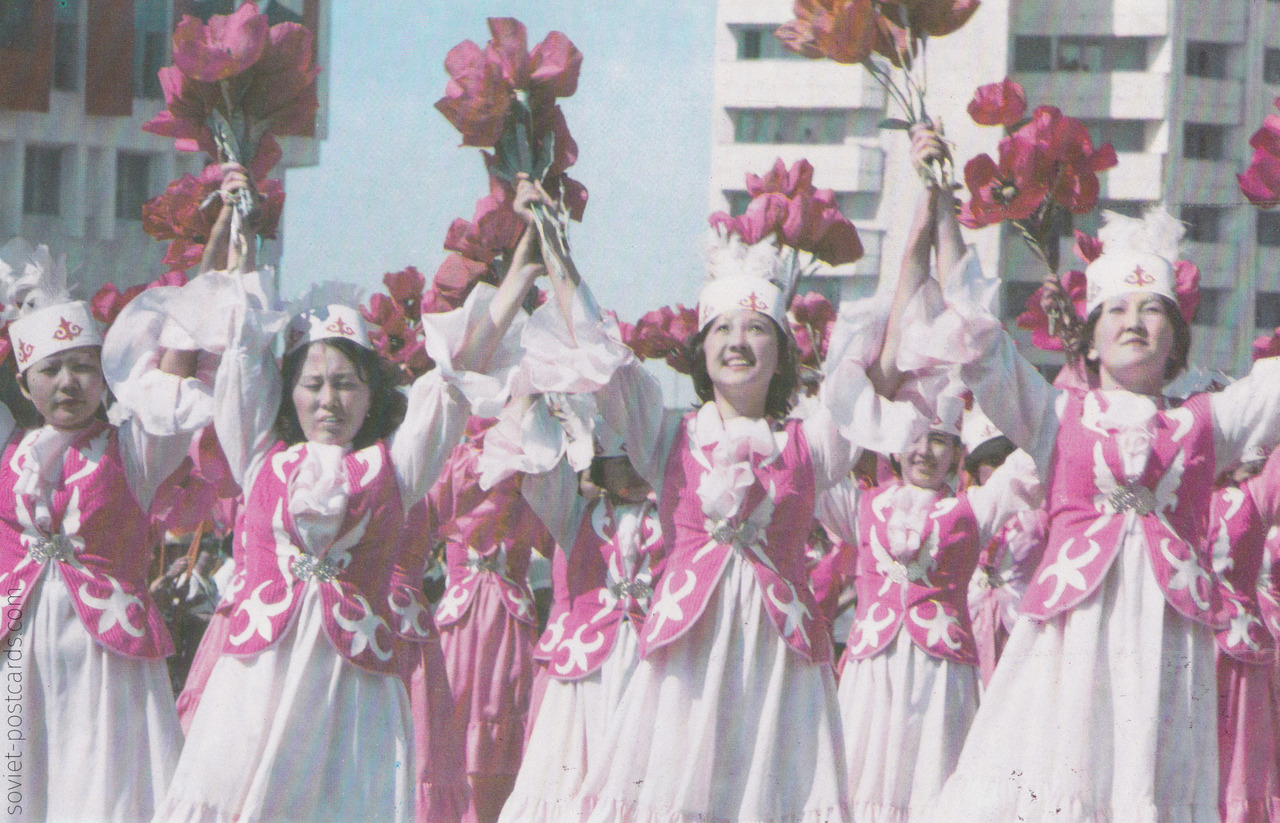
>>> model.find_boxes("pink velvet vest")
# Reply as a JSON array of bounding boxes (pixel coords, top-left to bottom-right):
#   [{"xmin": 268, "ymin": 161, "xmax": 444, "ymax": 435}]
[
  {"xmin": 1207, "ymin": 484, "xmax": 1274, "ymax": 664},
  {"xmin": 0, "ymin": 423, "xmax": 173, "ymax": 659},
  {"xmin": 1019, "ymin": 391, "xmax": 1223, "ymax": 628},
  {"xmin": 644, "ymin": 413, "xmax": 831, "ymax": 664},
  {"xmin": 844, "ymin": 483, "xmax": 981, "ymax": 666},
  {"xmin": 222, "ymin": 440, "xmax": 403, "ymax": 676},
  {"xmin": 535, "ymin": 497, "xmax": 662, "ymax": 681},
  {"xmin": 432, "ymin": 436, "xmax": 553, "ymax": 630}
]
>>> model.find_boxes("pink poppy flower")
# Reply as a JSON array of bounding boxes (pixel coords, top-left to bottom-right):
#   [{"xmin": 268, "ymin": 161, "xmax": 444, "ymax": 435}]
[
  {"xmin": 171, "ymin": 2, "xmax": 268, "ymax": 83},
  {"xmin": 776, "ymin": 0, "xmax": 879, "ymax": 64},
  {"xmin": 435, "ymin": 18, "xmax": 582, "ymax": 148},
  {"xmin": 1031, "ymin": 106, "xmax": 1118, "ymax": 214},
  {"xmin": 967, "ymin": 78, "xmax": 1027, "ymax": 128},
  {"xmin": 958, "ymin": 131, "xmax": 1051, "ymax": 228},
  {"xmin": 383, "ymin": 267, "xmax": 427, "ymax": 318}
]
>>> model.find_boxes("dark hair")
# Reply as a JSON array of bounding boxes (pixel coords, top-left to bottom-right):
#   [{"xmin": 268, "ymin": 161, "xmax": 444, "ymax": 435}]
[
  {"xmin": 687, "ymin": 317, "xmax": 799, "ymax": 420},
  {"xmin": 276, "ymin": 338, "xmax": 407, "ymax": 449},
  {"xmin": 1079, "ymin": 294, "xmax": 1191, "ymax": 382},
  {"xmin": 963, "ymin": 435, "xmax": 1015, "ymax": 479}
]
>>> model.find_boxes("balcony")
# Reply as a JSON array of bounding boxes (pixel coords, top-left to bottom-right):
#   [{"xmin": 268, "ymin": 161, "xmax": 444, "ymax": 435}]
[
  {"xmin": 1015, "ymin": 71, "xmax": 1168, "ymax": 120},
  {"xmin": 714, "ymin": 61, "xmax": 886, "ymax": 110},
  {"xmin": 1102, "ymin": 152, "xmax": 1165, "ymax": 201},
  {"xmin": 1011, "ymin": 0, "xmax": 1170, "ymax": 37},
  {"xmin": 1177, "ymin": 159, "xmax": 1245, "ymax": 205},
  {"xmin": 1180, "ymin": 77, "xmax": 1244, "ymax": 125}
]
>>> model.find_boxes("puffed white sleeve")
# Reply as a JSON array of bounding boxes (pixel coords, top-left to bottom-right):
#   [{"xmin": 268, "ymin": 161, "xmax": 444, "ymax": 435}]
[
  {"xmin": 815, "ymin": 476, "xmax": 861, "ymax": 548},
  {"xmin": 819, "ymin": 292, "xmax": 937, "ymax": 458},
  {"xmin": 520, "ymin": 458, "xmax": 589, "ymax": 557},
  {"xmin": 507, "ymin": 282, "xmax": 682, "ymax": 494},
  {"xmin": 1211, "ymin": 358, "xmax": 1280, "ymax": 474},
  {"xmin": 897, "ymin": 249, "xmax": 1062, "ymax": 476},
  {"xmin": 100, "ymin": 285, "xmax": 222, "ymax": 509},
  {"xmin": 392, "ymin": 282, "xmax": 528, "ymax": 509},
  {"xmin": 964, "ymin": 449, "xmax": 1045, "ymax": 545},
  {"xmin": 159, "ymin": 270, "xmax": 287, "ymax": 493},
  {"xmin": 798, "ymin": 396, "xmax": 858, "ymax": 495}
]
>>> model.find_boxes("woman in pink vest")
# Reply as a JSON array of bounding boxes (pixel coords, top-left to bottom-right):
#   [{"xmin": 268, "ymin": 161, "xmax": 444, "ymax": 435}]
[
  {"xmin": 1207, "ymin": 443, "xmax": 1280, "ymax": 823},
  {"xmin": 899, "ymin": 134, "xmax": 1280, "ymax": 820},
  {"xmin": 497, "ymin": 423, "xmax": 663, "ymax": 822},
  {"xmin": 427, "ymin": 418, "xmax": 555, "ymax": 823},
  {"xmin": 155, "ymin": 173, "xmax": 548, "ymax": 823},
  {"xmin": 0, "ymin": 241, "xmax": 211, "ymax": 821},
  {"xmin": 391, "ymin": 497, "xmax": 470, "ymax": 823},
  {"xmin": 497, "ymin": 183, "xmax": 931, "ymax": 821}
]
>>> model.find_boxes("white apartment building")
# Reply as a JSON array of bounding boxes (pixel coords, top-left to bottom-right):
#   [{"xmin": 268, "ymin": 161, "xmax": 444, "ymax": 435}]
[
  {"xmin": 0, "ymin": 0, "xmax": 328, "ymax": 298},
  {"xmin": 712, "ymin": 0, "xmax": 1280, "ymax": 376}
]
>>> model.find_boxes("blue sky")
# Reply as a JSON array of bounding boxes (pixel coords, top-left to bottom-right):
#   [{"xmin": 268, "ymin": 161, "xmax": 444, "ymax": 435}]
[{"xmin": 278, "ymin": 0, "xmax": 719, "ymax": 324}]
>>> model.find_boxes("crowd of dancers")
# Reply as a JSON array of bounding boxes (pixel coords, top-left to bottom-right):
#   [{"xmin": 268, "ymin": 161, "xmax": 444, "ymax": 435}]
[{"xmin": 2, "ymin": 123, "xmax": 1280, "ymax": 823}]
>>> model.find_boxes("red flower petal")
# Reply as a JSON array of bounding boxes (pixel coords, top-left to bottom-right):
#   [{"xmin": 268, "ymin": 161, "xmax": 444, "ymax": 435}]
[{"xmin": 171, "ymin": 4, "xmax": 269, "ymax": 83}]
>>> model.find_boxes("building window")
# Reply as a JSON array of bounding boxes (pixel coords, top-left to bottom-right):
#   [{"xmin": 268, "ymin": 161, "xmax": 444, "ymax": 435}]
[
  {"xmin": 1181, "ymin": 205, "xmax": 1224, "ymax": 243},
  {"xmin": 836, "ymin": 192, "xmax": 879, "ymax": 220},
  {"xmin": 1192, "ymin": 287, "xmax": 1225, "ymax": 325},
  {"xmin": 732, "ymin": 25, "xmax": 806, "ymax": 60},
  {"xmin": 730, "ymin": 108, "xmax": 848, "ymax": 145},
  {"xmin": 115, "ymin": 152, "xmax": 151, "ymax": 221},
  {"xmin": 261, "ymin": 0, "xmax": 303, "ymax": 26},
  {"xmin": 23, "ymin": 146, "xmax": 62, "ymax": 216},
  {"xmin": 191, "ymin": 0, "xmax": 235, "ymax": 22},
  {"xmin": 1081, "ymin": 119, "xmax": 1146, "ymax": 153},
  {"xmin": 1259, "ymin": 212, "xmax": 1280, "ymax": 247},
  {"xmin": 134, "ymin": 0, "xmax": 168, "ymax": 99},
  {"xmin": 1069, "ymin": 199, "xmax": 1145, "ymax": 238},
  {"xmin": 0, "ymin": 0, "xmax": 34, "ymax": 50},
  {"xmin": 1183, "ymin": 123, "xmax": 1227, "ymax": 160},
  {"xmin": 1258, "ymin": 293, "xmax": 1280, "ymax": 329},
  {"xmin": 1055, "ymin": 37, "xmax": 1147, "ymax": 72},
  {"xmin": 1266, "ymin": 48, "xmax": 1280, "ymax": 85},
  {"xmin": 1185, "ymin": 42, "xmax": 1229, "ymax": 78},
  {"xmin": 52, "ymin": 0, "xmax": 78, "ymax": 92},
  {"xmin": 1013, "ymin": 36, "xmax": 1051, "ymax": 71},
  {"xmin": 725, "ymin": 191, "xmax": 751, "ymax": 217},
  {"xmin": 1001, "ymin": 280, "xmax": 1040, "ymax": 324}
]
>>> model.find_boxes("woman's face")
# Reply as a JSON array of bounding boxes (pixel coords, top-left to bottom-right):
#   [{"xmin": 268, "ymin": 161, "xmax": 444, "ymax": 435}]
[
  {"xmin": 1088, "ymin": 292, "xmax": 1175, "ymax": 393},
  {"xmin": 897, "ymin": 431, "xmax": 961, "ymax": 490},
  {"xmin": 703, "ymin": 309, "xmax": 780, "ymax": 408},
  {"xmin": 291, "ymin": 342, "xmax": 371, "ymax": 447},
  {"xmin": 22, "ymin": 346, "xmax": 106, "ymax": 430}
]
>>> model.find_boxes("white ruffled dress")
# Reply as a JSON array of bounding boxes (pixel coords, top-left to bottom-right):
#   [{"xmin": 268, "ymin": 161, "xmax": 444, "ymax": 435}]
[
  {"xmin": 153, "ymin": 273, "xmax": 522, "ymax": 823},
  {"xmin": 496, "ymin": 460, "xmax": 658, "ymax": 822},
  {"xmin": 495, "ymin": 287, "xmax": 927, "ymax": 823},
  {"xmin": 0, "ymin": 288, "xmax": 215, "ymax": 823},
  {"xmin": 901, "ymin": 252, "xmax": 1280, "ymax": 823},
  {"xmin": 819, "ymin": 456, "xmax": 1042, "ymax": 823}
]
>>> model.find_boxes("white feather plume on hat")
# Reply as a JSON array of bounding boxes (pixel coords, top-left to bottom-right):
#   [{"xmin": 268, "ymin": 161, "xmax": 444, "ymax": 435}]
[{"xmin": 0, "ymin": 238, "xmax": 71, "ymax": 321}]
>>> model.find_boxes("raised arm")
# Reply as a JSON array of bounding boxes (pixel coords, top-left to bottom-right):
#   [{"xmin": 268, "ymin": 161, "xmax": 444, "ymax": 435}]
[{"xmin": 868, "ymin": 126, "xmax": 947, "ymax": 399}]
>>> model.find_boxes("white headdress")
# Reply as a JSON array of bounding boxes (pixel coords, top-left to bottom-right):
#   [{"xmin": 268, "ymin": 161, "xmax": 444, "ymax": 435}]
[
  {"xmin": 0, "ymin": 239, "xmax": 102, "ymax": 372},
  {"xmin": 960, "ymin": 402, "xmax": 1003, "ymax": 452},
  {"xmin": 697, "ymin": 228, "xmax": 808, "ymax": 331},
  {"xmin": 284, "ymin": 280, "xmax": 371, "ymax": 353},
  {"xmin": 1085, "ymin": 206, "xmax": 1183, "ymax": 315}
]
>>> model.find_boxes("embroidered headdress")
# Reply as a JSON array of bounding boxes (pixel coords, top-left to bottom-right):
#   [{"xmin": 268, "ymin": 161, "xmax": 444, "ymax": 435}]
[{"xmin": 0, "ymin": 239, "xmax": 103, "ymax": 373}]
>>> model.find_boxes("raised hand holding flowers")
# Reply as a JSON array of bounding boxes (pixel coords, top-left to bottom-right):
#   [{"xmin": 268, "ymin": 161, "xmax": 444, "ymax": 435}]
[
  {"xmin": 776, "ymin": 0, "xmax": 980, "ymax": 187},
  {"xmin": 143, "ymin": 2, "xmax": 319, "ymax": 227}
]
